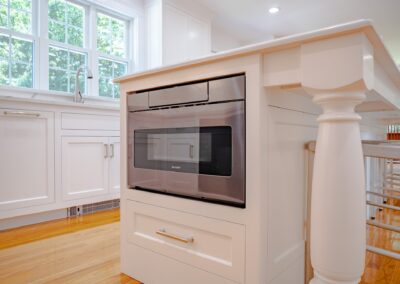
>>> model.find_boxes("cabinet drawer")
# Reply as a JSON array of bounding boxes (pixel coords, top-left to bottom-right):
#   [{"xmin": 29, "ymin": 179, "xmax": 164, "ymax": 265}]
[
  {"xmin": 126, "ymin": 201, "xmax": 245, "ymax": 283},
  {"xmin": 61, "ymin": 113, "xmax": 119, "ymax": 130}
]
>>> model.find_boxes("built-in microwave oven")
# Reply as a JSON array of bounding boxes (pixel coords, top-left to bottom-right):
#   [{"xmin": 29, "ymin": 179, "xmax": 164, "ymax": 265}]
[{"xmin": 127, "ymin": 74, "xmax": 245, "ymax": 207}]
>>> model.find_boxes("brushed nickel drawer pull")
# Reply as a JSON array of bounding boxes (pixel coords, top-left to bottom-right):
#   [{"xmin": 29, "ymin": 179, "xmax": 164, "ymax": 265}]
[
  {"xmin": 3, "ymin": 111, "xmax": 40, "ymax": 117},
  {"xmin": 110, "ymin": 144, "xmax": 114, "ymax": 158},
  {"xmin": 104, "ymin": 144, "xmax": 108, "ymax": 158},
  {"xmin": 156, "ymin": 228, "xmax": 194, "ymax": 243}
]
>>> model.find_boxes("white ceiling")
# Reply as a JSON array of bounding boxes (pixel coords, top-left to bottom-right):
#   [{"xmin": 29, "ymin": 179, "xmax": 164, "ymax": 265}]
[{"xmin": 195, "ymin": 0, "xmax": 400, "ymax": 64}]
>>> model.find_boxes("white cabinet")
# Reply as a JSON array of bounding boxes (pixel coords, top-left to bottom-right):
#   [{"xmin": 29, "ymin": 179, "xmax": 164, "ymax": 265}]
[
  {"xmin": 126, "ymin": 201, "xmax": 245, "ymax": 283},
  {"xmin": 0, "ymin": 109, "xmax": 55, "ymax": 211},
  {"xmin": 109, "ymin": 137, "xmax": 120, "ymax": 192},
  {"xmin": 145, "ymin": 0, "xmax": 211, "ymax": 67},
  {"xmin": 61, "ymin": 136, "xmax": 120, "ymax": 200}
]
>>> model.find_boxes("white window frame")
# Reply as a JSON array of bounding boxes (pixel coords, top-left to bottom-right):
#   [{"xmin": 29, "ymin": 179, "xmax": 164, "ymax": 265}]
[
  {"xmin": 93, "ymin": 8, "xmax": 131, "ymax": 98},
  {"xmin": 34, "ymin": 0, "xmax": 136, "ymax": 99},
  {"xmin": 0, "ymin": 0, "xmax": 38, "ymax": 88}
]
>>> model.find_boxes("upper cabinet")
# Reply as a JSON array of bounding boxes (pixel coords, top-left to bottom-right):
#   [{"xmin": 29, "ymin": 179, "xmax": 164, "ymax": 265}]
[{"xmin": 145, "ymin": 0, "xmax": 211, "ymax": 68}]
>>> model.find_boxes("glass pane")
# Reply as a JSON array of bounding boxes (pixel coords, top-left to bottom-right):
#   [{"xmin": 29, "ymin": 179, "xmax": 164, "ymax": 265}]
[
  {"xmin": 0, "ymin": 59, "xmax": 9, "ymax": 84},
  {"xmin": 67, "ymin": 2, "xmax": 83, "ymax": 28},
  {"xmin": 49, "ymin": 20, "xmax": 66, "ymax": 43},
  {"xmin": 11, "ymin": 37, "xmax": 32, "ymax": 63},
  {"xmin": 69, "ymin": 71, "xmax": 85, "ymax": 94},
  {"xmin": 97, "ymin": 13, "xmax": 126, "ymax": 57},
  {"xmin": 98, "ymin": 58, "xmax": 112, "ymax": 77},
  {"xmin": 0, "ymin": 34, "xmax": 9, "ymax": 58},
  {"xmin": 49, "ymin": 46, "xmax": 68, "ymax": 69},
  {"xmin": 97, "ymin": 32, "xmax": 110, "ymax": 54},
  {"xmin": 49, "ymin": 68, "xmax": 68, "ymax": 92},
  {"xmin": 114, "ymin": 61, "xmax": 127, "ymax": 77},
  {"xmin": 11, "ymin": 62, "xmax": 32, "ymax": 87},
  {"xmin": 67, "ymin": 26, "xmax": 83, "ymax": 47},
  {"xmin": 0, "ymin": 5, "xmax": 7, "ymax": 28},
  {"xmin": 10, "ymin": 0, "xmax": 31, "ymax": 11},
  {"xmin": 113, "ymin": 84, "xmax": 120, "ymax": 99},
  {"xmin": 48, "ymin": 0, "xmax": 65, "ymax": 21},
  {"xmin": 99, "ymin": 77, "xmax": 112, "ymax": 97},
  {"xmin": 10, "ymin": 9, "xmax": 31, "ymax": 33},
  {"xmin": 97, "ymin": 13, "xmax": 109, "ymax": 30},
  {"xmin": 111, "ymin": 19, "xmax": 125, "ymax": 57},
  {"xmin": 69, "ymin": 51, "xmax": 85, "ymax": 71}
]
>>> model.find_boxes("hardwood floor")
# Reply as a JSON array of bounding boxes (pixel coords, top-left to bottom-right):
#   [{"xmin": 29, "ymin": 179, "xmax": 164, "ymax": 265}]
[
  {"xmin": 0, "ymin": 207, "xmax": 399, "ymax": 283},
  {"xmin": 0, "ymin": 210, "xmax": 139, "ymax": 284},
  {"xmin": 0, "ymin": 209, "xmax": 120, "ymax": 250},
  {"xmin": 361, "ymin": 198, "xmax": 400, "ymax": 284}
]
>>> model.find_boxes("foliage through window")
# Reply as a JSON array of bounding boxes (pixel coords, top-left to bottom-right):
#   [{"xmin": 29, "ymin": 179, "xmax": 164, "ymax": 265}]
[
  {"xmin": 0, "ymin": 0, "xmax": 32, "ymax": 34},
  {"xmin": 49, "ymin": 46, "xmax": 86, "ymax": 94},
  {"xmin": 98, "ymin": 58, "xmax": 126, "ymax": 99},
  {"xmin": 97, "ymin": 12, "xmax": 126, "ymax": 57},
  {"xmin": 0, "ymin": 35, "xmax": 33, "ymax": 87},
  {"xmin": 96, "ymin": 12, "xmax": 128, "ymax": 98},
  {"xmin": 48, "ymin": 0, "xmax": 85, "ymax": 47},
  {"xmin": 0, "ymin": 0, "xmax": 132, "ymax": 99}
]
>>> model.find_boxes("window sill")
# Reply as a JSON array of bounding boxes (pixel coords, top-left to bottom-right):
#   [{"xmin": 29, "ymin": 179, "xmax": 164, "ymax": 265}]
[{"xmin": 0, "ymin": 85, "xmax": 120, "ymax": 110}]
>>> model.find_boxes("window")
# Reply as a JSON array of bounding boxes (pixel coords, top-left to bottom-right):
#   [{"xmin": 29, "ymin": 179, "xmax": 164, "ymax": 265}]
[
  {"xmin": 0, "ymin": 0, "xmax": 134, "ymax": 99},
  {"xmin": 96, "ymin": 12, "xmax": 128, "ymax": 98},
  {"xmin": 48, "ymin": 0, "xmax": 88, "ymax": 94},
  {"xmin": 0, "ymin": 0, "xmax": 33, "ymax": 88},
  {"xmin": 0, "ymin": 35, "xmax": 33, "ymax": 87},
  {"xmin": 98, "ymin": 58, "xmax": 126, "ymax": 98},
  {"xmin": 97, "ymin": 12, "xmax": 125, "ymax": 57},
  {"xmin": 49, "ymin": 45, "xmax": 86, "ymax": 93},
  {"xmin": 48, "ymin": 0, "xmax": 84, "ymax": 47},
  {"xmin": 0, "ymin": 0, "xmax": 32, "ymax": 33}
]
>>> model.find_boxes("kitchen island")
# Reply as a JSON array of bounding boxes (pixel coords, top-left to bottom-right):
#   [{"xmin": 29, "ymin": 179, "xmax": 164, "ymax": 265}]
[{"xmin": 115, "ymin": 20, "xmax": 400, "ymax": 284}]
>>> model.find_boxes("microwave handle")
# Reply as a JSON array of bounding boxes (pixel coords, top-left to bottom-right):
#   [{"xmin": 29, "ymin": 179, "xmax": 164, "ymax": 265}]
[{"xmin": 189, "ymin": 144, "xmax": 194, "ymax": 159}]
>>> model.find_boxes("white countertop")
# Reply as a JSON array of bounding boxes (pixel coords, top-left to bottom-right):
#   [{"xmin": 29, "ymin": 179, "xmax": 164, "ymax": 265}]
[
  {"xmin": 115, "ymin": 19, "xmax": 400, "ymax": 121},
  {"xmin": 0, "ymin": 85, "xmax": 120, "ymax": 111},
  {"xmin": 115, "ymin": 20, "xmax": 399, "ymax": 87}
]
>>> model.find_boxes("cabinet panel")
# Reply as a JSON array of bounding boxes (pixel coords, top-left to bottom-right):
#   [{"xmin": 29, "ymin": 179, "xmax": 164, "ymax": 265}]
[
  {"xmin": 109, "ymin": 137, "xmax": 120, "ymax": 193},
  {"xmin": 61, "ymin": 113, "xmax": 119, "ymax": 131},
  {"xmin": 163, "ymin": 5, "xmax": 188, "ymax": 65},
  {"xmin": 126, "ymin": 201, "xmax": 245, "ymax": 283},
  {"xmin": 62, "ymin": 137, "xmax": 109, "ymax": 200},
  {"xmin": 0, "ymin": 109, "xmax": 55, "ymax": 211},
  {"xmin": 187, "ymin": 16, "xmax": 209, "ymax": 59}
]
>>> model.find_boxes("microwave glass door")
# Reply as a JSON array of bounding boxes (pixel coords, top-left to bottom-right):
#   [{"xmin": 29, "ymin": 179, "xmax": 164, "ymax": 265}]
[{"xmin": 134, "ymin": 126, "xmax": 232, "ymax": 176}]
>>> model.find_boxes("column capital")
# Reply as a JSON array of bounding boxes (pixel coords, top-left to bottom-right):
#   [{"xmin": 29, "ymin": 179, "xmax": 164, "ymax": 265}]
[
  {"xmin": 301, "ymin": 33, "xmax": 374, "ymax": 92},
  {"xmin": 311, "ymin": 91, "xmax": 366, "ymax": 122}
]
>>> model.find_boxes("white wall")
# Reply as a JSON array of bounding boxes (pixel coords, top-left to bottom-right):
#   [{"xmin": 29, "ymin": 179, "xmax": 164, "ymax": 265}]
[{"xmin": 211, "ymin": 25, "xmax": 243, "ymax": 53}]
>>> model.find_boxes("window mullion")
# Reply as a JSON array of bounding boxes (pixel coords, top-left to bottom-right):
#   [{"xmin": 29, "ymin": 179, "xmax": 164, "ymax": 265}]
[{"xmin": 7, "ymin": 36, "xmax": 11, "ymax": 84}]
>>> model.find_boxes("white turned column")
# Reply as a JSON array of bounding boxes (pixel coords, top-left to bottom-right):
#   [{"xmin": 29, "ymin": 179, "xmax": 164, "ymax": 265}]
[{"xmin": 310, "ymin": 92, "xmax": 366, "ymax": 284}]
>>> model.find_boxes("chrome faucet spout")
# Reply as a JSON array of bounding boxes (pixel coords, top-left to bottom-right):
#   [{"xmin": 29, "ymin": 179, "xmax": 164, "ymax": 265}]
[{"xmin": 73, "ymin": 66, "xmax": 93, "ymax": 103}]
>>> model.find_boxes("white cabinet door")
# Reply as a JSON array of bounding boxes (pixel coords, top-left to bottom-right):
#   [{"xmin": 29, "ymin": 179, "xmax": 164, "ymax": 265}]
[
  {"xmin": 0, "ymin": 109, "xmax": 55, "ymax": 211},
  {"xmin": 163, "ymin": 4, "xmax": 188, "ymax": 65},
  {"xmin": 109, "ymin": 137, "xmax": 120, "ymax": 193},
  {"xmin": 62, "ymin": 137, "xmax": 109, "ymax": 200},
  {"xmin": 186, "ymin": 16, "xmax": 209, "ymax": 60}
]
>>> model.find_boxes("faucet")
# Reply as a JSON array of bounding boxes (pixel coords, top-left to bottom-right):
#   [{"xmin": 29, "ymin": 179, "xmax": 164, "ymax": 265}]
[{"xmin": 73, "ymin": 66, "xmax": 93, "ymax": 103}]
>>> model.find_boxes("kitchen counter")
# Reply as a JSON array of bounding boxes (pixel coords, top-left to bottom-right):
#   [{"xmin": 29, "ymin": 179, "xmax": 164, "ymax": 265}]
[
  {"xmin": 117, "ymin": 20, "xmax": 400, "ymax": 284},
  {"xmin": 0, "ymin": 86, "xmax": 120, "ymax": 111}
]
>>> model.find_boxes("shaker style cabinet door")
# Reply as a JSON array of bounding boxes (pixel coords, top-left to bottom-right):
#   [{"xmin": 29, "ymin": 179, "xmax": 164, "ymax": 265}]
[
  {"xmin": 0, "ymin": 109, "xmax": 55, "ymax": 212},
  {"xmin": 108, "ymin": 137, "xmax": 120, "ymax": 193},
  {"xmin": 61, "ymin": 137, "xmax": 109, "ymax": 200}
]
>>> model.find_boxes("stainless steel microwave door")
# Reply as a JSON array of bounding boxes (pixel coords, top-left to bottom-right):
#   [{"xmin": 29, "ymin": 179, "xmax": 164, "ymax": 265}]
[{"xmin": 128, "ymin": 101, "xmax": 245, "ymax": 207}]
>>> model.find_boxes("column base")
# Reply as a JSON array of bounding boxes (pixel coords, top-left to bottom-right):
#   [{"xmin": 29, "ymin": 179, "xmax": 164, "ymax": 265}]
[{"xmin": 310, "ymin": 273, "xmax": 360, "ymax": 284}]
